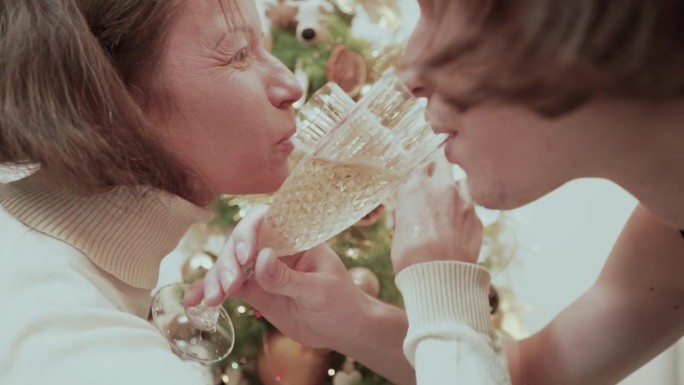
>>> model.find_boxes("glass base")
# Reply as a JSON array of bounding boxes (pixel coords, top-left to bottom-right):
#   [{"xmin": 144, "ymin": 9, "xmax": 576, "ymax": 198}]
[{"xmin": 151, "ymin": 283, "xmax": 235, "ymax": 363}]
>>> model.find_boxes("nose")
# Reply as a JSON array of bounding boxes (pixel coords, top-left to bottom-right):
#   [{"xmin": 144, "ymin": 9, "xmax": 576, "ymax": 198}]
[
  {"xmin": 399, "ymin": 65, "xmax": 432, "ymax": 99},
  {"xmin": 267, "ymin": 55, "xmax": 304, "ymax": 109}
]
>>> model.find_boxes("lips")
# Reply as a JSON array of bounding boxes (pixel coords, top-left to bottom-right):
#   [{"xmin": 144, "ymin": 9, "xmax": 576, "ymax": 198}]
[
  {"xmin": 431, "ymin": 120, "xmax": 456, "ymax": 143},
  {"xmin": 426, "ymin": 111, "xmax": 455, "ymax": 135},
  {"xmin": 276, "ymin": 126, "xmax": 296, "ymax": 154},
  {"xmin": 278, "ymin": 126, "xmax": 296, "ymax": 144},
  {"xmin": 426, "ymin": 96, "xmax": 462, "ymax": 138}
]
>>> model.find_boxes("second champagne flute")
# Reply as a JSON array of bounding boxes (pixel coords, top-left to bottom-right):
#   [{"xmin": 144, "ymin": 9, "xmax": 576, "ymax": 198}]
[{"xmin": 259, "ymin": 68, "xmax": 448, "ymax": 256}]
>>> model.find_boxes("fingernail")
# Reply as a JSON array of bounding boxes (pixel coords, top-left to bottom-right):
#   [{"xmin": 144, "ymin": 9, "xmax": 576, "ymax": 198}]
[
  {"xmin": 205, "ymin": 282, "xmax": 220, "ymax": 301},
  {"xmin": 220, "ymin": 270, "xmax": 234, "ymax": 290},
  {"xmin": 263, "ymin": 248, "xmax": 278, "ymax": 277},
  {"xmin": 236, "ymin": 242, "xmax": 249, "ymax": 265}
]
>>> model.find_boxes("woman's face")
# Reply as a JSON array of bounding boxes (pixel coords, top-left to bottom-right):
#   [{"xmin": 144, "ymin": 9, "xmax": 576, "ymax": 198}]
[{"xmin": 149, "ymin": 0, "xmax": 302, "ymax": 204}]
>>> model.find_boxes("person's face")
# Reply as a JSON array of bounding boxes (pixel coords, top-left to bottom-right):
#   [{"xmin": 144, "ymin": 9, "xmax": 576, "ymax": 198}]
[
  {"xmin": 400, "ymin": 0, "xmax": 587, "ymax": 210},
  {"xmin": 150, "ymin": 0, "xmax": 302, "ymax": 204}
]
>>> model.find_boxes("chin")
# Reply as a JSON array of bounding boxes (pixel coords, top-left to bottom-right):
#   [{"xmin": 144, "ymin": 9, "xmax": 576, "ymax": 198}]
[
  {"xmin": 268, "ymin": 167, "xmax": 290, "ymax": 191},
  {"xmin": 241, "ymin": 170, "xmax": 289, "ymax": 195},
  {"xmin": 259, "ymin": 179, "xmax": 287, "ymax": 194},
  {"xmin": 230, "ymin": 181, "xmax": 284, "ymax": 196},
  {"xmin": 468, "ymin": 178, "xmax": 534, "ymax": 211},
  {"xmin": 470, "ymin": 175, "xmax": 566, "ymax": 210}
]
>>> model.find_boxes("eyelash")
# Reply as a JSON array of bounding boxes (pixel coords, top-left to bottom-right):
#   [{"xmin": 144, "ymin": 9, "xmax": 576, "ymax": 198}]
[{"xmin": 230, "ymin": 46, "xmax": 250, "ymax": 64}]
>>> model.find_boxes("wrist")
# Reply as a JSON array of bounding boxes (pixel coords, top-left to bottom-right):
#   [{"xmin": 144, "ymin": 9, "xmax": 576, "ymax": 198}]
[
  {"xmin": 336, "ymin": 296, "xmax": 415, "ymax": 385},
  {"xmin": 396, "ymin": 261, "xmax": 492, "ymax": 334},
  {"xmin": 392, "ymin": 245, "xmax": 480, "ymax": 275}
]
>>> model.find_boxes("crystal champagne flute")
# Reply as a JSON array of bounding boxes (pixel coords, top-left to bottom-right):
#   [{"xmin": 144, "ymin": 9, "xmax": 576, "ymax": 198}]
[
  {"xmin": 150, "ymin": 283, "xmax": 235, "ymax": 363},
  {"xmin": 148, "ymin": 82, "xmax": 357, "ymax": 363},
  {"xmin": 259, "ymin": 68, "xmax": 448, "ymax": 256}
]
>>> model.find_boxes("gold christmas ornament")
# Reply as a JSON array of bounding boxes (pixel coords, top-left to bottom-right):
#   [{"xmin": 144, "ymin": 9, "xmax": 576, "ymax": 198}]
[
  {"xmin": 181, "ymin": 251, "xmax": 216, "ymax": 283},
  {"xmin": 348, "ymin": 266, "xmax": 381, "ymax": 298},
  {"xmin": 257, "ymin": 331, "xmax": 331, "ymax": 385},
  {"xmin": 326, "ymin": 44, "xmax": 367, "ymax": 98}
]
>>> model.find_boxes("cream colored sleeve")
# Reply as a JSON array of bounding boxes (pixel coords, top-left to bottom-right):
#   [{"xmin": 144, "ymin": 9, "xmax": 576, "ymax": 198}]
[{"xmin": 395, "ymin": 261, "xmax": 511, "ymax": 385}]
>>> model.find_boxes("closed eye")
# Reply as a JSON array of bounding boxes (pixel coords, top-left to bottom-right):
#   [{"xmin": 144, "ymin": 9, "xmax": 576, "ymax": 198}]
[{"xmin": 230, "ymin": 46, "xmax": 250, "ymax": 64}]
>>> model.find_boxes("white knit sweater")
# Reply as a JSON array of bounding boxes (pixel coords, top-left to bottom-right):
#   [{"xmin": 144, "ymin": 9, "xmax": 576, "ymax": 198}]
[
  {"xmin": 395, "ymin": 262, "xmax": 511, "ymax": 385},
  {"xmin": 0, "ymin": 174, "xmax": 213, "ymax": 385}
]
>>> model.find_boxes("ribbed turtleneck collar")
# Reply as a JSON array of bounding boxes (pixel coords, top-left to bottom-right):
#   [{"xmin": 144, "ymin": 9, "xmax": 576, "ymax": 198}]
[{"xmin": 0, "ymin": 174, "xmax": 213, "ymax": 289}]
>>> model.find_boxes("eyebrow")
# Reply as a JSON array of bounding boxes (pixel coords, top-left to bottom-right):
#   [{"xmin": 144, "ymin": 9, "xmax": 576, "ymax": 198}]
[{"xmin": 213, "ymin": 27, "xmax": 262, "ymax": 50}]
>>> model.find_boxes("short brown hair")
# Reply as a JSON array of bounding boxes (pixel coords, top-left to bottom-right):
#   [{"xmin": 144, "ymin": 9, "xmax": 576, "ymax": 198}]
[
  {"xmin": 423, "ymin": 0, "xmax": 684, "ymax": 116},
  {"xmin": 0, "ymin": 0, "xmax": 193, "ymax": 197}
]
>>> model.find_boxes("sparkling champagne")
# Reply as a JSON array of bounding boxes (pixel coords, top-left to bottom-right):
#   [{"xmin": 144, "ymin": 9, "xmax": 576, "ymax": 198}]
[{"xmin": 259, "ymin": 156, "xmax": 403, "ymax": 256}]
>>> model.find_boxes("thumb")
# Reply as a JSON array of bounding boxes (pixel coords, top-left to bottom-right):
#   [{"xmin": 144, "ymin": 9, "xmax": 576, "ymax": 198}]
[
  {"xmin": 182, "ymin": 279, "xmax": 205, "ymax": 307},
  {"xmin": 253, "ymin": 248, "xmax": 305, "ymax": 299}
]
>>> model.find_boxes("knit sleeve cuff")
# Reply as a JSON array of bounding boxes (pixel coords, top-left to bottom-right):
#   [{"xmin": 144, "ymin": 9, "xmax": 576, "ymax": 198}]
[
  {"xmin": 395, "ymin": 261, "xmax": 492, "ymax": 332},
  {"xmin": 395, "ymin": 261, "xmax": 494, "ymax": 364}
]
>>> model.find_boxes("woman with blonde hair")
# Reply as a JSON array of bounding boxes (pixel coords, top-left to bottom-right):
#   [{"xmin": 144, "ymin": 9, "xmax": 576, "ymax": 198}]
[{"xmin": 0, "ymin": 1, "xmax": 302, "ymax": 383}]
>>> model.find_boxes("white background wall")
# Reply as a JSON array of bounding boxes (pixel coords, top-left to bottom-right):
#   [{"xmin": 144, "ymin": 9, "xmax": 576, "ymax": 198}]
[{"xmin": 506, "ymin": 179, "xmax": 679, "ymax": 384}]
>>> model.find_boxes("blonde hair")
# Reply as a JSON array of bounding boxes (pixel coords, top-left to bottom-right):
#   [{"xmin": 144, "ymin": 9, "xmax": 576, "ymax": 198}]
[{"xmin": 423, "ymin": 0, "xmax": 684, "ymax": 116}]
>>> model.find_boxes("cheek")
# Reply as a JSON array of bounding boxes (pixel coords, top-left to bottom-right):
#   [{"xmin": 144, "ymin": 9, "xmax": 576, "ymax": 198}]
[
  {"xmin": 454, "ymin": 115, "xmax": 522, "ymax": 173},
  {"xmin": 202, "ymin": 134, "xmax": 290, "ymax": 195},
  {"xmin": 460, "ymin": 114, "xmax": 564, "ymax": 209},
  {"xmin": 473, "ymin": 125, "xmax": 542, "ymax": 179},
  {"xmin": 463, "ymin": 108, "xmax": 545, "ymax": 161}
]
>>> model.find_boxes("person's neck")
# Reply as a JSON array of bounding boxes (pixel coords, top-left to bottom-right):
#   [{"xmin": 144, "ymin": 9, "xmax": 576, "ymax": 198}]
[{"xmin": 591, "ymin": 100, "xmax": 684, "ymax": 228}]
